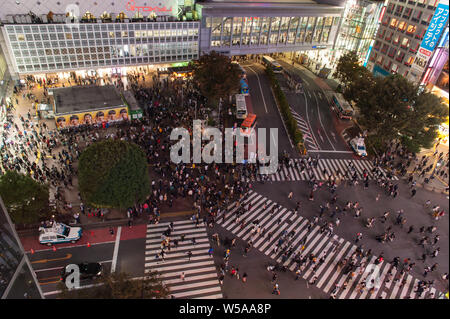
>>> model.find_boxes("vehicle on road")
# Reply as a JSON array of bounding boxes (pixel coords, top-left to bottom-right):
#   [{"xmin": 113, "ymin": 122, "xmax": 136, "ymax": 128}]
[
  {"xmin": 349, "ymin": 137, "xmax": 367, "ymax": 157},
  {"xmin": 262, "ymin": 56, "xmax": 283, "ymax": 73},
  {"xmin": 234, "ymin": 94, "xmax": 248, "ymax": 119},
  {"xmin": 331, "ymin": 93, "xmax": 354, "ymax": 120},
  {"xmin": 60, "ymin": 262, "xmax": 103, "ymax": 281},
  {"xmin": 240, "ymin": 78, "xmax": 249, "ymax": 95},
  {"xmin": 240, "ymin": 113, "xmax": 257, "ymax": 136},
  {"xmin": 39, "ymin": 222, "xmax": 82, "ymax": 246}
]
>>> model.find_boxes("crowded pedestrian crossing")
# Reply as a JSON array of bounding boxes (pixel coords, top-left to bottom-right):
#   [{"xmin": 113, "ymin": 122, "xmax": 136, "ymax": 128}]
[
  {"xmin": 256, "ymin": 158, "xmax": 399, "ymax": 182},
  {"xmin": 217, "ymin": 190, "xmax": 438, "ymax": 299},
  {"xmin": 145, "ymin": 220, "xmax": 223, "ymax": 299}
]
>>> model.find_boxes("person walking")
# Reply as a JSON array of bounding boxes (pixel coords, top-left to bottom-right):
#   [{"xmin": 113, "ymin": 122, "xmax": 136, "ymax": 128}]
[
  {"xmin": 355, "ymin": 232, "xmax": 363, "ymax": 243},
  {"xmin": 208, "ymin": 247, "xmax": 214, "ymax": 257},
  {"xmin": 180, "ymin": 272, "xmax": 185, "ymax": 281},
  {"xmin": 288, "ymin": 191, "xmax": 293, "ymax": 200},
  {"xmin": 187, "ymin": 250, "xmax": 193, "ymax": 261},
  {"xmin": 407, "ymin": 225, "xmax": 414, "ymax": 234},
  {"xmin": 242, "ymin": 272, "xmax": 247, "ymax": 283}
]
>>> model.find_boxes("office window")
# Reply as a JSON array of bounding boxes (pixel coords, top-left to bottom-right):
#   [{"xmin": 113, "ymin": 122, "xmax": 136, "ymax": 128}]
[
  {"xmin": 390, "ymin": 18, "xmax": 399, "ymax": 28},
  {"xmin": 381, "ymin": 43, "xmax": 389, "ymax": 53},
  {"xmin": 401, "ymin": 37, "xmax": 409, "ymax": 48},
  {"xmin": 395, "ymin": 5, "xmax": 404, "ymax": 16},
  {"xmin": 398, "ymin": 21, "xmax": 407, "ymax": 31},
  {"xmin": 387, "ymin": 3, "xmax": 395, "ymax": 14},
  {"xmin": 385, "ymin": 31, "xmax": 393, "ymax": 42},
  {"xmin": 403, "ymin": 8, "xmax": 413, "ymax": 20},
  {"xmin": 404, "ymin": 56, "xmax": 414, "ymax": 66},
  {"xmin": 406, "ymin": 25, "xmax": 416, "ymax": 35},
  {"xmin": 388, "ymin": 47, "xmax": 396, "ymax": 57},
  {"xmin": 391, "ymin": 63, "xmax": 399, "ymax": 73},
  {"xmin": 396, "ymin": 51, "xmax": 405, "ymax": 62}
]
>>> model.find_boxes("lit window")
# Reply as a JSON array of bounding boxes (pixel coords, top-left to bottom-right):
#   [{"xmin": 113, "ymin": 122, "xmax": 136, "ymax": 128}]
[
  {"xmin": 398, "ymin": 21, "xmax": 407, "ymax": 31},
  {"xmin": 17, "ymin": 34, "xmax": 25, "ymax": 41},
  {"xmin": 390, "ymin": 18, "xmax": 398, "ymax": 28},
  {"xmin": 65, "ymin": 33, "xmax": 72, "ymax": 39},
  {"xmin": 406, "ymin": 25, "xmax": 416, "ymax": 34}
]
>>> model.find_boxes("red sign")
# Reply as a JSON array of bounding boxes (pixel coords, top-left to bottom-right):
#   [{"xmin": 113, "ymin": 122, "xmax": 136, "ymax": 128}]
[
  {"xmin": 126, "ymin": 0, "xmax": 173, "ymax": 13},
  {"xmin": 419, "ymin": 48, "xmax": 432, "ymax": 57}
]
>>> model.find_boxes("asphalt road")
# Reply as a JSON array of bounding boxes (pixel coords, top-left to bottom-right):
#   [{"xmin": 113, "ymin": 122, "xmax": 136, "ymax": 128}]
[
  {"xmin": 276, "ymin": 59, "xmax": 355, "ymax": 159},
  {"xmin": 28, "ymin": 228, "xmax": 147, "ymax": 298},
  {"xmin": 242, "ymin": 62, "xmax": 296, "ymax": 158}
]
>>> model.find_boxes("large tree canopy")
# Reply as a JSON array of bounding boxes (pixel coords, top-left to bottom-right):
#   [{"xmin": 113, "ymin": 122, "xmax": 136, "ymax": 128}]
[
  {"xmin": 58, "ymin": 271, "xmax": 170, "ymax": 299},
  {"xmin": 334, "ymin": 52, "xmax": 448, "ymax": 153},
  {"xmin": 78, "ymin": 139, "xmax": 150, "ymax": 208},
  {"xmin": 192, "ymin": 51, "xmax": 241, "ymax": 107},
  {"xmin": 0, "ymin": 170, "xmax": 50, "ymax": 225}
]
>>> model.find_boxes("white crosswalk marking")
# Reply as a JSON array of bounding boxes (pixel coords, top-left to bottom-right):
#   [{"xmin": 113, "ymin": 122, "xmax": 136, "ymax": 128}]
[
  {"xmin": 290, "ymin": 108, "xmax": 320, "ymax": 151},
  {"xmin": 145, "ymin": 220, "xmax": 223, "ymax": 299},
  {"xmin": 255, "ymin": 158, "xmax": 399, "ymax": 181},
  {"xmin": 217, "ymin": 190, "xmax": 441, "ymax": 299}
]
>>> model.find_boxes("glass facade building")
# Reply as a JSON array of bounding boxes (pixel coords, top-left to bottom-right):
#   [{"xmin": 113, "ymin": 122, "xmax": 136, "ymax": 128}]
[
  {"xmin": 0, "ymin": 196, "xmax": 43, "ymax": 299},
  {"xmin": 1, "ymin": 22, "xmax": 199, "ymax": 74},
  {"xmin": 197, "ymin": 1, "xmax": 344, "ymax": 56},
  {"xmin": 335, "ymin": 0, "xmax": 385, "ymax": 64},
  {"xmin": 0, "ymin": 0, "xmax": 346, "ymax": 77}
]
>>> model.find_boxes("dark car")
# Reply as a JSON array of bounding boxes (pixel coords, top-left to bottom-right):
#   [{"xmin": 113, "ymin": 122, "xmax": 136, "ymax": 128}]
[{"xmin": 60, "ymin": 262, "xmax": 103, "ymax": 281}]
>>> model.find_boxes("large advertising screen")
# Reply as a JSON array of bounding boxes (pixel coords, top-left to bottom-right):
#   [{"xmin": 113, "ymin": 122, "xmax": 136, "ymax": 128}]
[{"xmin": 55, "ymin": 107, "xmax": 129, "ymax": 129}]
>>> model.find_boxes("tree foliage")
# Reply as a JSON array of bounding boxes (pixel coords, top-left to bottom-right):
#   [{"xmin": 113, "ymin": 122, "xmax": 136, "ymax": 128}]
[
  {"xmin": 334, "ymin": 52, "xmax": 448, "ymax": 153},
  {"xmin": 192, "ymin": 51, "xmax": 241, "ymax": 107},
  {"xmin": 334, "ymin": 51, "xmax": 376, "ymax": 103},
  {"xmin": 0, "ymin": 170, "xmax": 50, "ymax": 225},
  {"xmin": 78, "ymin": 139, "xmax": 150, "ymax": 209},
  {"xmin": 358, "ymin": 75, "xmax": 448, "ymax": 153},
  {"xmin": 57, "ymin": 271, "xmax": 170, "ymax": 299}
]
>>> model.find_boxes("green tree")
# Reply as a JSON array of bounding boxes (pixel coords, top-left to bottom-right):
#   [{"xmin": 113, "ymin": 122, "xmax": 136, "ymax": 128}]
[
  {"xmin": 58, "ymin": 271, "xmax": 170, "ymax": 299},
  {"xmin": 333, "ymin": 51, "xmax": 375, "ymax": 103},
  {"xmin": 78, "ymin": 140, "xmax": 150, "ymax": 209},
  {"xmin": 0, "ymin": 171, "xmax": 50, "ymax": 225},
  {"xmin": 192, "ymin": 51, "xmax": 241, "ymax": 108},
  {"xmin": 357, "ymin": 75, "xmax": 448, "ymax": 153}
]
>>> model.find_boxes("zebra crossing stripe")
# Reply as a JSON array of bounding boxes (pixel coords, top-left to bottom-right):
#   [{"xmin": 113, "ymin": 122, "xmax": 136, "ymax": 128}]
[
  {"xmin": 217, "ymin": 192, "xmax": 442, "ymax": 299},
  {"xmin": 316, "ymin": 245, "xmax": 356, "ymax": 290},
  {"xmin": 409, "ymin": 279, "xmax": 419, "ymax": 298},
  {"xmin": 303, "ymin": 237, "xmax": 343, "ymax": 280},
  {"xmin": 145, "ymin": 221, "xmax": 223, "ymax": 299},
  {"xmin": 172, "ymin": 287, "xmax": 222, "ymax": 299},
  {"xmin": 398, "ymin": 274, "xmax": 414, "ymax": 299},
  {"xmin": 145, "ymin": 238, "xmax": 210, "ymax": 250},
  {"xmin": 370, "ymin": 262, "xmax": 391, "ymax": 299}
]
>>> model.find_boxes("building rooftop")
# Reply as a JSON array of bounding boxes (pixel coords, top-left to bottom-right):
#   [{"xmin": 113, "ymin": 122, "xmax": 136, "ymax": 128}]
[{"xmin": 52, "ymin": 85, "xmax": 125, "ymax": 115}]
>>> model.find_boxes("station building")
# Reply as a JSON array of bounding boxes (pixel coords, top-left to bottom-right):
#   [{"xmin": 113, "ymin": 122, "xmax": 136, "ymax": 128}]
[{"xmin": 0, "ymin": 0, "xmax": 347, "ymax": 82}]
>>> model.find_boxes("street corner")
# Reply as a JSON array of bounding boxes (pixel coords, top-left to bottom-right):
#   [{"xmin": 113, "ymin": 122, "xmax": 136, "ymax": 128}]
[{"xmin": 119, "ymin": 223, "xmax": 148, "ymax": 241}]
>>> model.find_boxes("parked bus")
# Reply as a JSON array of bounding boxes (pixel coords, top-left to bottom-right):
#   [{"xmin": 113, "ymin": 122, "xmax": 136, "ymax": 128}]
[
  {"xmin": 234, "ymin": 94, "xmax": 248, "ymax": 119},
  {"xmin": 262, "ymin": 56, "xmax": 283, "ymax": 73},
  {"xmin": 331, "ymin": 93, "xmax": 354, "ymax": 120}
]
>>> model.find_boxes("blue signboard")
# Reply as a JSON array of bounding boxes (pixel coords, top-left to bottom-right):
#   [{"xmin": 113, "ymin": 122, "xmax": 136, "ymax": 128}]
[
  {"xmin": 420, "ymin": 2, "xmax": 449, "ymax": 53},
  {"xmin": 372, "ymin": 64, "xmax": 390, "ymax": 78}
]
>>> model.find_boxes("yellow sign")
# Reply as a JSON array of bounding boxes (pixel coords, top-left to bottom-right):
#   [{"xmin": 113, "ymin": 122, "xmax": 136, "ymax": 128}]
[{"xmin": 56, "ymin": 107, "xmax": 129, "ymax": 128}]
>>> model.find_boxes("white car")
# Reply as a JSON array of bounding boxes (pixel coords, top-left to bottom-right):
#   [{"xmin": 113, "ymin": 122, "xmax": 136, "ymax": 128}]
[
  {"xmin": 39, "ymin": 222, "xmax": 82, "ymax": 246},
  {"xmin": 349, "ymin": 137, "xmax": 367, "ymax": 157}
]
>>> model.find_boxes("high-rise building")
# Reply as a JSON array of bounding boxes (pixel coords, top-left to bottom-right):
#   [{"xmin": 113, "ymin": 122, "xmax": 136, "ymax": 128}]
[
  {"xmin": 366, "ymin": 0, "xmax": 449, "ymax": 84},
  {"xmin": 0, "ymin": 196, "xmax": 43, "ymax": 299}
]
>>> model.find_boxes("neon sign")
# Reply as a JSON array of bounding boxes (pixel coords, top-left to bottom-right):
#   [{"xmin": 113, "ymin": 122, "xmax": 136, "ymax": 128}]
[{"xmin": 126, "ymin": 0, "xmax": 173, "ymax": 13}]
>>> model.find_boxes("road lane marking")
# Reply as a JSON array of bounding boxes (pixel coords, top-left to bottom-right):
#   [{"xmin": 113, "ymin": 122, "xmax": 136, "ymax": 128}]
[
  {"xmin": 246, "ymin": 66, "xmax": 268, "ymax": 113},
  {"xmin": 111, "ymin": 226, "xmax": 121, "ymax": 273},
  {"xmin": 31, "ymin": 253, "xmax": 72, "ymax": 264},
  {"xmin": 314, "ymin": 91, "xmax": 336, "ymax": 150}
]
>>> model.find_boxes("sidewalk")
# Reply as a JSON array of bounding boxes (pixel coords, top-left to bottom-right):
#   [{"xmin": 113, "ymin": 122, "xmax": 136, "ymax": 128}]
[{"xmin": 404, "ymin": 143, "xmax": 449, "ymax": 195}]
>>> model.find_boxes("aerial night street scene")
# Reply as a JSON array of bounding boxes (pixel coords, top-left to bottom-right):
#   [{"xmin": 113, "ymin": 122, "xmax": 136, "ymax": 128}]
[{"xmin": 0, "ymin": 0, "xmax": 448, "ymax": 311}]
